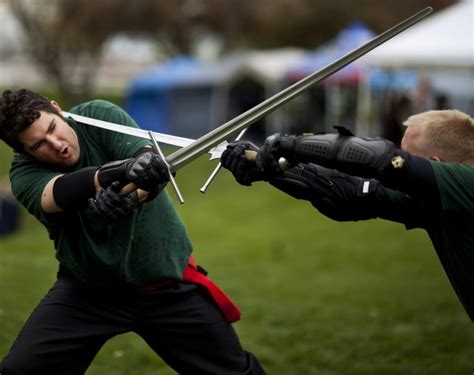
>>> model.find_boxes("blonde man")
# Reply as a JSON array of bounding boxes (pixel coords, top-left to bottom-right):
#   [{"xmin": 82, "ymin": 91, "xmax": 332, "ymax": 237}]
[
  {"xmin": 401, "ymin": 110, "xmax": 474, "ymax": 164},
  {"xmin": 221, "ymin": 109, "xmax": 474, "ymax": 321}
]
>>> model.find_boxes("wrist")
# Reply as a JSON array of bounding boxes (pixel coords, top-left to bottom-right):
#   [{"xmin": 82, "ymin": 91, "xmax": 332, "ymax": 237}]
[
  {"xmin": 97, "ymin": 159, "xmax": 133, "ymax": 188},
  {"xmin": 279, "ymin": 135, "xmax": 296, "ymax": 154}
]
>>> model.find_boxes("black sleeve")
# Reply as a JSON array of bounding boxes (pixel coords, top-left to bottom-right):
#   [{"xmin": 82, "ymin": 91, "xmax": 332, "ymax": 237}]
[
  {"xmin": 270, "ymin": 163, "xmax": 433, "ymax": 227},
  {"xmin": 380, "ymin": 155, "xmax": 441, "ymax": 212},
  {"xmin": 269, "ymin": 164, "xmax": 384, "ymax": 221},
  {"xmin": 375, "ymin": 188, "xmax": 433, "ymax": 229}
]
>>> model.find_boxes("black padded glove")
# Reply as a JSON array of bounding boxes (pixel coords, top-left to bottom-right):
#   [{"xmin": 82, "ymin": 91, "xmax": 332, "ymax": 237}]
[
  {"xmin": 256, "ymin": 133, "xmax": 298, "ymax": 175},
  {"xmin": 98, "ymin": 151, "xmax": 170, "ymax": 191},
  {"xmin": 88, "ymin": 182, "xmax": 139, "ymax": 222},
  {"xmin": 270, "ymin": 164, "xmax": 386, "ymax": 222},
  {"xmin": 142, "ymin": 180, "xmax": 168, "ymax": 202},
  {"xmin": 221, "ymin": 141, "xmax": 265, "ymax": 186},
  {"xmin": 126, "ymin": 151, "xmax": 170, "ymax": 191}
]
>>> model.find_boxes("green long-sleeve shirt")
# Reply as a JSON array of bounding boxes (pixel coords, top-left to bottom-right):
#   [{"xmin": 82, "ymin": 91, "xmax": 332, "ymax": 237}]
[
  {"xmin": 10, "ymin": 100, "xmax": 193, "ymax": 286},
  {"xmin": 384, "ymin": 161, "xmax": 474, "ymax": 320}
]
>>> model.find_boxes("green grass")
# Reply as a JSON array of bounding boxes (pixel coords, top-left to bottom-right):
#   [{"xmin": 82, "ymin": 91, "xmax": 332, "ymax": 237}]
[
  {"xmin": 0, "ymin": 143, "xmax": 13, "ymax": 178},
  {"xmin": 1, "ymin": 155, "xmax": 473, "ymax": 374}
]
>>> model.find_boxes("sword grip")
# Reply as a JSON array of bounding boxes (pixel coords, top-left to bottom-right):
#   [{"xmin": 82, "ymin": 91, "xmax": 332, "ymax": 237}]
[
  {"xmin": 120, "ymin": 182, "xmax": 137, "ymax": 196},
  {"xmin": 243, "ymin": 150, "xmax": 289, "ymax": 171},
  {"xmin": 244, "ymin": 150, "xmax": 257, "ymax": 160}
]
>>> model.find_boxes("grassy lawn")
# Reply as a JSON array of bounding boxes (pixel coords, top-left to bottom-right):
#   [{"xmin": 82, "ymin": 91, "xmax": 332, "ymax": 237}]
[{"xmin": 0, "ymin": 151, "xmax": 473, "ymax": 374}]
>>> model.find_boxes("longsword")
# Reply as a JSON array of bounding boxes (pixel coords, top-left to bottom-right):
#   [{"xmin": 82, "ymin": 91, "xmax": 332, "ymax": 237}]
[
  {"xmin": 67, "ymin": 7, "xmax": 432, "ymax": 201},
  {"xmin": 165, "ymin": 7, "xmax": 432, "ymax": 174}
]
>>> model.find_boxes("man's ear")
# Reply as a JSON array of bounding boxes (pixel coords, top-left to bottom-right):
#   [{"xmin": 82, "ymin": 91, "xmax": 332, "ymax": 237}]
[
  {"xmin": 430, "ymin": 155, "xmax": 442, "ymax": 162},
  {"xmin": 51, "ymin": 100, "xmax": 62, "ymax": 114}
]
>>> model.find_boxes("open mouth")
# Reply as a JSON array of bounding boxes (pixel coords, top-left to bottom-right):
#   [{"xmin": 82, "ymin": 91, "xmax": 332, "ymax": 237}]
[{"xmin": 60, "ymin": 146, "xmax": 70, "ymax": 158}]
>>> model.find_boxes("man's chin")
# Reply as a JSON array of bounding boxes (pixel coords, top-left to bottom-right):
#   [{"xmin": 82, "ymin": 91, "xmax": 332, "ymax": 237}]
[{"xmin": 48, "ymin": 156, "xmax": 80, "ymax": 170}]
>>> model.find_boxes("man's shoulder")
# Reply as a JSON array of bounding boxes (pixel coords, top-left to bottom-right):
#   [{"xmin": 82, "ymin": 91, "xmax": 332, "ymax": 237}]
[
  {"xmin": 430, "ymin": 161, "xmax": 474, "ymax": 180},
  {"xmin": 69, "ymin": 100, "xmax": 119, "ymax": 118},
  {"xmin": 69, "ymin": 100, "xmax": 135, "ymax": 128},
  {"xmin": 430, "ymin": 162, "xmax": 474, "ymax": 209},
  {"xmin": 9, "ymin": 153, "xmax": 60, "ymax": 210},
  {"xmin": 10, "ymin": 152, "xmax": 39, "ymax": 174}
]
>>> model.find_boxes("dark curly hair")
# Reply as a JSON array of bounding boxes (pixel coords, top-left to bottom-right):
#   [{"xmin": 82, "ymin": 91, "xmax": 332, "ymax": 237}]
[{"xmin": 0, "ymin": 89, "xmax": 60, "ymax": 151}]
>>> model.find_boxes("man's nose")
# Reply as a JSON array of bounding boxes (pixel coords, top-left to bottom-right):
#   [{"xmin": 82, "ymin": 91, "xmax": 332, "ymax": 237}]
[{"xmin": 46, "ymin": 135, "xmax": 62, "ymax": 150}]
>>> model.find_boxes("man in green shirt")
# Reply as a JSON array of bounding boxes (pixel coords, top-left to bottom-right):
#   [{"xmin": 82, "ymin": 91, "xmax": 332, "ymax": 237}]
[
  {"xmin": 0, "ymin": 89, "xmax": 265, "ymax": 374},
  {"xmin": 221, "ymin": 109, "xmax": 474, "ymax": 322}
]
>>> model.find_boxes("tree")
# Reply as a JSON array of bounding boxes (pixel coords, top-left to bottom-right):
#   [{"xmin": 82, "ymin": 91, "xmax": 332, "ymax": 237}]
[{"xmin": 8, "ymin": 0, "xmax": 119, "ymax": 104}]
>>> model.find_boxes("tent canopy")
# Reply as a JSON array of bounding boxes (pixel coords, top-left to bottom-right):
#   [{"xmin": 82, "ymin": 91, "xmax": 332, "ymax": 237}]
[
  {"xmin": 174, "ymin": 48, "xmax": 304, "ymax": 87},
  {"xmin": 366, "ymin": 1, "xmax": 474, "ymax": 69},
  {"xmin": 125, "ymin": 57, "xmax": 202, "ymax": 133},
  {"xmin": 128, "ymin": 56, "xmax": 199, "ymax": 92},
  {"xmin": 125, "ymin": 50, "xmax": 304, "ymax": 136}
]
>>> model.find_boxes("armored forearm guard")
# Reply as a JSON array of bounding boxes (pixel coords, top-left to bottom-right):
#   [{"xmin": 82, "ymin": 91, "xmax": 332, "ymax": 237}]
[{"xmin": 292, "ymin": 131, "xmax": 409, "ymax": 180}]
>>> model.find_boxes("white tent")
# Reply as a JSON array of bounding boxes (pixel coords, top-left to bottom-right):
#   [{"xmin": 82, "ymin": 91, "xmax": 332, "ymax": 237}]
[
  {"xmin": 366, "ymin": 0, "xmax": 474, "ymax": 70},
  {"xmin": 356, "ymin": 0, "xmax": 474, "ymax": 137}
]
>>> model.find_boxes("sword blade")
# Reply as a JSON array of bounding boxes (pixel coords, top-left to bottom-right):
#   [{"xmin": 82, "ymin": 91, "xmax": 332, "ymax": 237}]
[
  {"xmin": 63, "ymin": 111, "xmax": 229, "ymax": 160},
  {"xmin": 63, "ymin": 112, "xmax": 195, "ymax": 148},
  {"xmin": 165, "ymin": 7, "xmax": 432, "ymax": 172}
]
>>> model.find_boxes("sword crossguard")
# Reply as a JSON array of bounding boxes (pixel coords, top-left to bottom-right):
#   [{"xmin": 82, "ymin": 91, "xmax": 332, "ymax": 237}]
[
  {"xmin": 148, "ymin": 131, "xmax": 185, "ymax": 204},
  {"xmin": 200, "ymin": 128, "xmax": 249, "ymax": 193}
]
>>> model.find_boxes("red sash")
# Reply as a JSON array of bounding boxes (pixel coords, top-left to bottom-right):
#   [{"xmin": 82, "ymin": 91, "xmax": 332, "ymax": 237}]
[{"xmin": 182, "ymin": 255, "xmax": 241, "ymax": 323}]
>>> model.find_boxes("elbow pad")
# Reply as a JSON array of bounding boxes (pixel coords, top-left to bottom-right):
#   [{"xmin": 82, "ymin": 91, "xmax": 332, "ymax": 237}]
[{"xmin": 53, "ymin": 167, "xmax": 98, "ymax": 210}]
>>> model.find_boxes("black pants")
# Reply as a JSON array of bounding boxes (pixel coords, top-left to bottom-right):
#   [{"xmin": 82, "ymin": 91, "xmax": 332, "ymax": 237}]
[{"xmin": 0, "ymin": 273, "xmax": 265, "ymax": 375}]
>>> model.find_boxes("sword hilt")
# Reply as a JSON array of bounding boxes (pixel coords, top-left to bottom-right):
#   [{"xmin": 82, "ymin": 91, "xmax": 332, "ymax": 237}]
[
  {"xmin": 200, "ymin": 128, "xmax": 249, "ymax": 193},
  {"xmin": 148, "ymin": 131, "xmax": 184, "ymax": 204},
  {"xmin": 120, "ymin": 182, "xmax": 137, "ymax": 196},
  {"xmin": 120, "ymin": 135, "xmax": 185, "ymax": 203},
  {"xmin": 243, "ymin": 150, "xmax": 290, "ymax": 171}
]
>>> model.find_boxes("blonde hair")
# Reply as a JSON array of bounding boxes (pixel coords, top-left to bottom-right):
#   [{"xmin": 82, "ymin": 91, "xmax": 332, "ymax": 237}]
[{"xmin": 403, "ymin": 110, "xmax": 474, "ymax": 163}]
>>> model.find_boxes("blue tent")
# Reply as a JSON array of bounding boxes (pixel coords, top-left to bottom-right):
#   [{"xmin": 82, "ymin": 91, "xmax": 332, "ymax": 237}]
[
  {"xmin": 125, "ymin": 57, "xmax": 200, "ymax": 133},
  {"xmin": 164, "ymin": 55, "xmax": 245, "ymax": 138},
  {"xmin": 125, "ymin": 50, "xmax": 302, "ymax": 140},
  {"xmin": 125, "ymin": 54, "xmax": 268, "ymax": 139}
]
